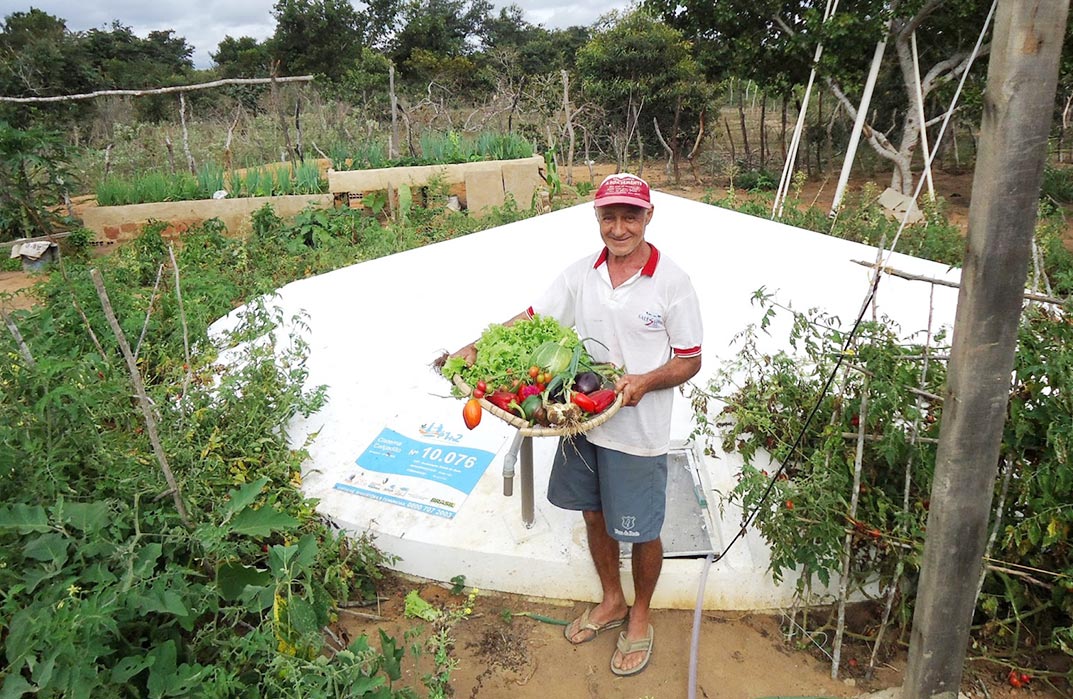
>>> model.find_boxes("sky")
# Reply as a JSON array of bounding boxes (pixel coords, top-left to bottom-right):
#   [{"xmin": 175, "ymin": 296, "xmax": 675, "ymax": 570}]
[{"xmin": 0, "ymin": 0, "xmax": 634, "ymax": 68}]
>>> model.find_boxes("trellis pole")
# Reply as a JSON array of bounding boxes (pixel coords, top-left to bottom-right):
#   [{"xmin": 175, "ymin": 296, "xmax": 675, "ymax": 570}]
[
  {"xmin": 904, "ymin": 2, "xmax": 1069, "ymax": 696},
  {"xmin": 829, "ymin": 21, "xmax": 891, "ymax": 216},
  {"xmin": 868, "ymin": 281, "xmax": 938, "ymax": 675}
]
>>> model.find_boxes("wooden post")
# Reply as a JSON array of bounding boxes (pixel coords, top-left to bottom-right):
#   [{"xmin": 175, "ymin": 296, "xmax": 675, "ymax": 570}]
[
  {"xmin": 904, "ymin": 2, "xmax": 1069, "ymax": 697},
  {"xmin": 389, "ymin": 64, "xmax": 399, "ymax": 160}
]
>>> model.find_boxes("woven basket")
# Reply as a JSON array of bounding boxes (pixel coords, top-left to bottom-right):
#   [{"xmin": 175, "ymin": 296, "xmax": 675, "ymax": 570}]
[{"xmin": 453, "ymin": 374, "xmax": 624, "ymax": 438}]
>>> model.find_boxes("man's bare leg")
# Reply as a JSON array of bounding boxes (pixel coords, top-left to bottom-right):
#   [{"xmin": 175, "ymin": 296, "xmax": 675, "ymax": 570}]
[
  {"xmin": 564, "ymin": 510, "xmax": 630, "ymax": 643},
  {"xmin": 611, "ymin": 537, "xmax": 663, "ymax": 673}
]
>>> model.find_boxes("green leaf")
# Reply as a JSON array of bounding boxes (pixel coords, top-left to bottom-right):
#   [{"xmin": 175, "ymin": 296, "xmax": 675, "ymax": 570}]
[
  {"xmin": 0, "ymin": 503, "xmax": 48, "ymax": 532},
  {"xmin": 216, "ymin": 562, "xmax": 271, "ymax": 601},
  {"xmin": 133, "ymin": 543, "xmax": 163, "ymax": 578},
  {"xmin": 286, "ymin": 596, "xmax": 318, "ymax": 635},
  {"xmin": 379, "ymin": 628, "xmax": 403, "ymax": 681},
  {"xmin": 227, "ymin": 506, "xmax": 298, "ymax": 537},
  {"xmin": 0, "ymin": 673, "xmax": 33, "ymax": 699},
  {"xmin": 57, "ymin": 500, "xmax": 110, "ymax": 533},
  {"xmin": 403, "ymin": 589, "xmax": 439, "ymax": 621},
  {"xmin": 23, "ymin": 531, "xmax": 69, "ymax": 563},
  {"xmin": 347, "ymin": 675, "xmax": 387, "ymax": 696},
  {"xmin": 223, "ymin": 476, "xmax": 270, "ymax": 516},
  {"xmin": 112, "ymin": 654, "xmax": 153, "ymax": 683},
  {"xmin": 146, "ymin": 640, "xmax": 177, "ymax": 699}
]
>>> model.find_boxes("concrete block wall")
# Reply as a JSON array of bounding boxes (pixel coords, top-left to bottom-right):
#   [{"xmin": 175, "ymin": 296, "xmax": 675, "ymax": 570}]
[
  {"xmin": 81, "ymin": 194, "xmax": 332, "ymax": 244},
  {"xmin": 327, "ymin": 155, "xmax": 544, "ymax": 214}
]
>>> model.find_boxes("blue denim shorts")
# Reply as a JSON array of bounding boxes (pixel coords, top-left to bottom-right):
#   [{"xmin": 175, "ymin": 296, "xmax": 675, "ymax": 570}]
[{"xmin": 547, "ymin": 434, "xmax": 667, "ymax": 543}]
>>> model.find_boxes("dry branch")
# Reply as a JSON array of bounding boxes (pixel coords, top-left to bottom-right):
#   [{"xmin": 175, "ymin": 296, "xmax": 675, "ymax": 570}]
[
  {"xmin": 90, "ymin": 268, "xmax": 191, "ymax": 527},
  {"xmin": 851, "ymin": 259, "xmax": 1067, "ymax": 305},
  {"xmin": 0, "ymin": 75, "xmax": 314, "ymax": 103}
]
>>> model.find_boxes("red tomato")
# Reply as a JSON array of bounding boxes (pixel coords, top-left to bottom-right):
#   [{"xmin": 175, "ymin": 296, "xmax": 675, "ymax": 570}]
[
  {"xmin": 785, "ymin": 500, "xmax": 794, "ymax": 510},
  {"xmin": 528, "ymin": 365, "xmax": 540, "ymax": 379},
  {"xmin": 476, "ymin": 380, "xmax": 488, "ymax": 393},
  {"xmin": 473, "ymin": 388, "xmax": 485, "ymax": 399},
  {"xmin": 462, "ymin": 398, "xmax": 482, "ymax": 430}
]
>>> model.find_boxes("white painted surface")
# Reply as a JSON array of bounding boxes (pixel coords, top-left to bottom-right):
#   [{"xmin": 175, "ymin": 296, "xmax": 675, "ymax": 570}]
[{"xmin": 211, "ymin": 191, "xmax": 962, "ymax": 610}]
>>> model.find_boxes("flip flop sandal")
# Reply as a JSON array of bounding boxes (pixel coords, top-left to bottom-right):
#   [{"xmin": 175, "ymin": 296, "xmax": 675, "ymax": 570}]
[
  {"xmin": 563, "ymin": 607, "xmax": 628, "ymax": 645},
  {"xmin": 610, "ymin": 624, "xmax": 654, "ymax": 677}
]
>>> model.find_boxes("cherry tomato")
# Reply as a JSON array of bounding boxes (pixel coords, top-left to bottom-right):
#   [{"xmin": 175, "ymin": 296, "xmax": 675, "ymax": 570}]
[
  {"xmin": 528, "ymin": 365, "xmax": 540, "ymax": 380},
  {"xmin": 462, "ymin": 398, "xmax": 482, "ymax": 430},
  {"xmin": 473, "ymin": 388, "xmax": 485, "ymax": 399},
  {"xmin": 785, "ymin": 500, "xmax": 794, "ymax": 510},
  {"xmin": 476, "ymin": 380, "xmax": 488, "ymax": 393}
]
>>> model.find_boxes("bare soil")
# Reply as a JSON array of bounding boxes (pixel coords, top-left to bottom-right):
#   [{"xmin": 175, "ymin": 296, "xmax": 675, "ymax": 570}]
[
  {"xmin": 337, "ymin": 573, "xmax": 1056, "ymax": 699},
  {"xmin": 0, "ymin": 270, "xmax": 40, "ymax": 312}
]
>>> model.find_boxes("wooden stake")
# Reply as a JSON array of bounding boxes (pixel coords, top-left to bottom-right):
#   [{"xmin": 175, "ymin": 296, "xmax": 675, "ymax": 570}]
[
  {"xmin": 90, "ymin": 268, "xmax": 191, "ymax": 527},
  {"xmin": 179, "ymin": 94, "xmax": 196, "ymax": 175},
  {"xmin": 167, "ymin": 246, "xmax": 193, "ymax": 402},
  {"xmin": 562, "ymin": 69, "xmax": 576, "ymax": 186},
  {"xmin": 164, "ymin": 132, "xmax": 176, "ymax": 174},
  {"xmin": 389, "ymin": 64, "xmax": 399, "ymax": 160},
  {"xmin": 134, "ymin": 263, "xmax": 165, "ymax": 363},
  {"xmin": 0, "ymin": 307, "xmax": 35, "ymax": 368}
]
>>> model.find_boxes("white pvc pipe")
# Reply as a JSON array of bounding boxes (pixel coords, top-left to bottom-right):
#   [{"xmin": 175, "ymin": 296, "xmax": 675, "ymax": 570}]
[
  {"xmin": 911, "ymin": 31, "xmax": 937, "ymax": 202},
  {"xmin": 829, "ymin": 28, "xmax": 889, "ymax": 216},
  {"xmin": 773, "ymin": 0, "xmax": 840, "ymax": 219}
]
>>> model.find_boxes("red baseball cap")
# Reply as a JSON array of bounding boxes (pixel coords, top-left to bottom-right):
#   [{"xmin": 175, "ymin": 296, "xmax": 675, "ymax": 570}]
[{"xmin": 593, "ymin": 173, "xmax": 652, "ymax": 209}]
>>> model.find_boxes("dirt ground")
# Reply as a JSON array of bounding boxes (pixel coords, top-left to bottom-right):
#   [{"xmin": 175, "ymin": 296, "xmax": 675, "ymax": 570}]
[
  {"xmin": 337, "ymin": 574, "xmax": 1053, "ymax": 699},
  {"xmin": 0, "ymin": 269, "xmax": 41, "ymax": 312}
]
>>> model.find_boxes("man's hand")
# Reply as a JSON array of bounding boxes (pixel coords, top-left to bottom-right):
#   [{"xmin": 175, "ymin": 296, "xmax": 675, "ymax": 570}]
[
  {"xmin": 615, "ymin": 355, "xmax": 702, "ymax": 407},
  {"xmin": 450, "ymin": 342, "xmax": 478, "ymax": 367}
]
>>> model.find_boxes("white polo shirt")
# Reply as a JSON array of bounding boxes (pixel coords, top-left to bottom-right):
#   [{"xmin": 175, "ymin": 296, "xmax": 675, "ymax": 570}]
[{"xmin": 529, "ymin": 244, "xmax": 703, "ymax": 456}]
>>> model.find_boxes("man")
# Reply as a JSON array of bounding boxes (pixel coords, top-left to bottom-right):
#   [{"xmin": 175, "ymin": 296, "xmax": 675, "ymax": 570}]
[{"xmin": 454, "ymin": 173, "xmax": 702, "ymax": 676}]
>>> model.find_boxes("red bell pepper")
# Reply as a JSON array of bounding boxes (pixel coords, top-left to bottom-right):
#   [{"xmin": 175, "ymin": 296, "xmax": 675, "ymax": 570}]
[
  {"xmin": 587, "ymin": 389, "xmax": 617, "ymax": 413},
  {"xmin": 571, "ymin": 391, "xmax": 598, "ymax": 413},
  {"xmin": 487, "ymin": 391, "xmax": 516, "ymax": 412}
]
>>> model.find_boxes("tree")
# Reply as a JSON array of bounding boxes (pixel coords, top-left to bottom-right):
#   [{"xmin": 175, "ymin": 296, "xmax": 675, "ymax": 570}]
[
  {"xmin": 576, "ymin": 10, "xmax": 706, "ymax": 172},
  {"xmin": 646, "ymin": 0, "xmax": 995, "ymax": 194},
  {"xmin": 270, "ymin": 0, "xmax": 366, "ymax": 81},
  {"xmin": 212, "ymin": 36, "xmax": 273, "ymax": 78},
  {"xmin": 0, "ymin": 121, "xmax": 75, "ymax": 241},
  {"xmin": 0, "ymin": 10, "xmax": 98, "ymax": 124},
  {"xmin": 390, "ymin": 0, "xmax": 493, "ymax": 83}
]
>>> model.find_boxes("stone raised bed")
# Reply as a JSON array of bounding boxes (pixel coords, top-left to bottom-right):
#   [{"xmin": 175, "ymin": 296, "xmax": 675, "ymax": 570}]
[
  {"xmin": 81, "ymin": 194, "xmax": 332, "ymax": 245},
  {"xmin": 79, "ymin": 156, "xmax": 547, "ymax": 246},
  {"xmin": 328, "ymin": 155, "xmax": 546, "ymax": 213}
]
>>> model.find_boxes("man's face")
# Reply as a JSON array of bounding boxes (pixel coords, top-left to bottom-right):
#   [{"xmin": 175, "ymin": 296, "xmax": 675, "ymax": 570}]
[{"xmin": 596, "ymin": 204, "xmax": 653, "ymax": 259}]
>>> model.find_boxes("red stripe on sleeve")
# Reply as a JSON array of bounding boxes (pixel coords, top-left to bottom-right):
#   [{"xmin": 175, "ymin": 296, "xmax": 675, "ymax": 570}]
[{"xmin": 673, "ymin": 345, "xmax": 702, "ymax": 358}]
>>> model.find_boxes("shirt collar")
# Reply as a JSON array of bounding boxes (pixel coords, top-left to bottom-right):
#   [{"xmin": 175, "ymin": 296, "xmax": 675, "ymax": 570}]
[{"xmin": 593, "ymin": 244, "xmax": 660, "ymax": 277}]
